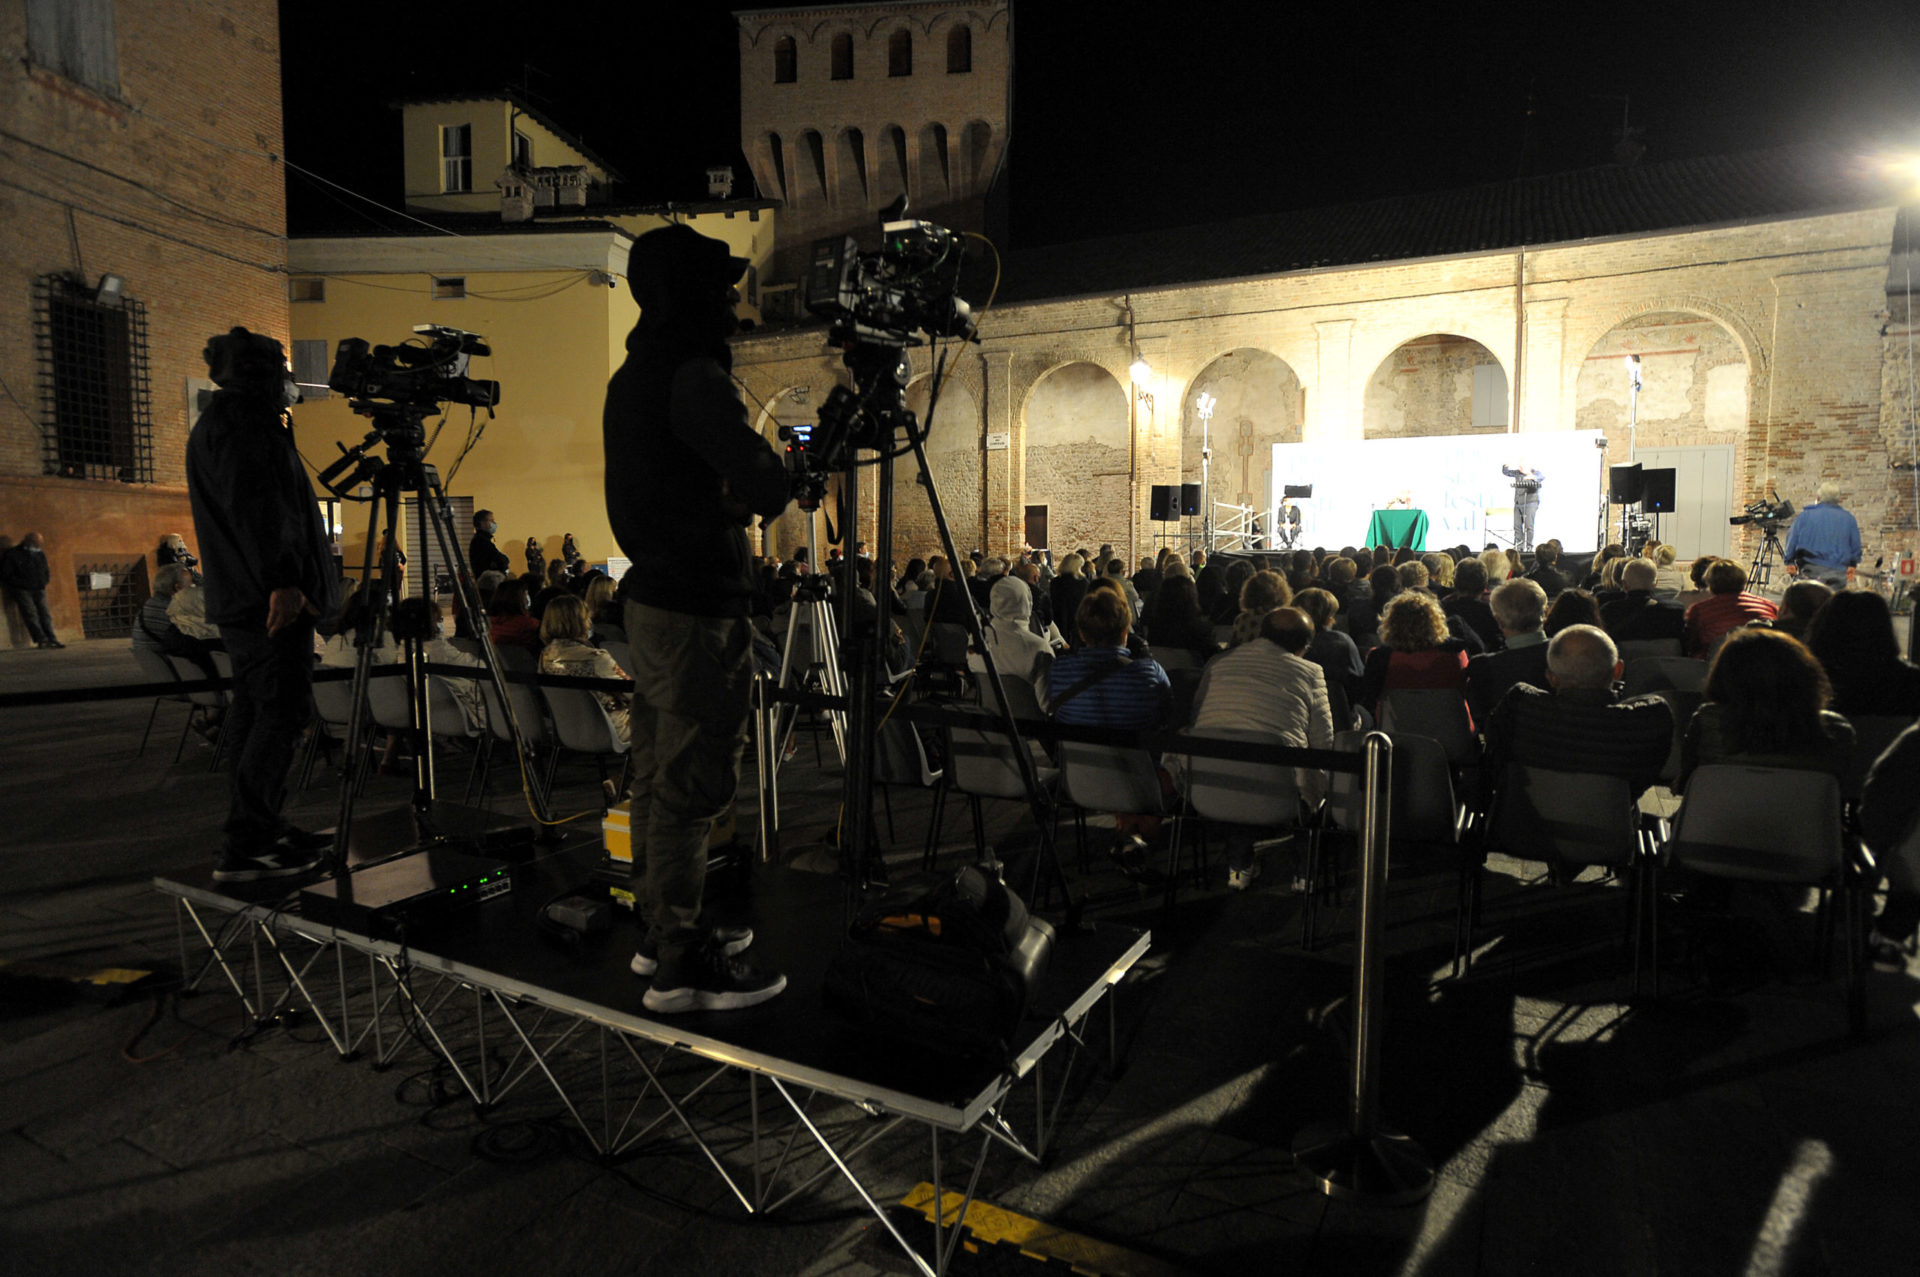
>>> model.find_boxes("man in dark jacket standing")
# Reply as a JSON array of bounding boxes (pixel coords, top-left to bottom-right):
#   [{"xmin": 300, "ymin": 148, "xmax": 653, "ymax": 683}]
[
  {"xmin": 605, "ymin": 225, "xmax": 791, "ymax": 1014},
  {"xmin": 0, "ymin": 532, "xmax": 61, "ymax": 648},
  {"xmin": 467, "ymin": 509, "xmax": 511, "ymax": 577},
  {"xmin": 186, "ymin": 328, "xmax": 338, "ymax": 882}
]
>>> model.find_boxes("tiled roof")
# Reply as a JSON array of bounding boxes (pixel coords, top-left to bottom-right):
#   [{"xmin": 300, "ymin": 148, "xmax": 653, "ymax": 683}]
[{"xmin": 996, "ymin": 147, "xmax": 1899, "ymax": 304}]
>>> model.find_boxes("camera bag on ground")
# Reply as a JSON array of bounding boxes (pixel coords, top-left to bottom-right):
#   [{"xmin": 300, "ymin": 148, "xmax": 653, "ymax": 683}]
[{"xmin": 822, "ymin": 864, "xmax": 1052, "ymax": 1065}]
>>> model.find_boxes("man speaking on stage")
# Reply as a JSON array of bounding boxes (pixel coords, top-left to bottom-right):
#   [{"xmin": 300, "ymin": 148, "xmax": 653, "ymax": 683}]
[{"xmin": 1502, "ymin": 463, "xmax": 1544, "ymax": 550}]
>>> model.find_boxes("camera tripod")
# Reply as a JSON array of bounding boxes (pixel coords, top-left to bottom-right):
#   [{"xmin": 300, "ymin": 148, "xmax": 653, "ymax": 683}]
[
  {"xmin": 1748, "ymin": 521, "xmax": 1788, "ymax": 591},
  {"xmin": 770, "ymin": 578, "xmax": 848, "ymax": 767},
  {"xmin": 319, "ymin": 405, "xmax": 550, "ymax": 871},
  {"xmin": 766, "ymin": 339, "xmax": 1076, "ymax": 924}
]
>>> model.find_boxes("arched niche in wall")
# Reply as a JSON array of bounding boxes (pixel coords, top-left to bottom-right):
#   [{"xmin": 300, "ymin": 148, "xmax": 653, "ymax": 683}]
[
  {"xmin": 1362, "ymin": 334, "xmax": 1508, "ymax": 439},
  {"xmin": 1022, "ymin": 362, "xmax": 1130, "ymax": 556},
  {"xmin": 1181, "ymin": 349, "xmax": 1304, "ymax": 516},
  {"xmin": 895, "ymin": 374, "xmax": 982, "ymax": 559}
]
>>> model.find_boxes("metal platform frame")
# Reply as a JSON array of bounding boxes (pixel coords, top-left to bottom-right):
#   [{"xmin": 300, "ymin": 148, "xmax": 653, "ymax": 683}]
[{"xmin": 158, "ymin": 873, "xmax": 1148, "ymax": 1277}]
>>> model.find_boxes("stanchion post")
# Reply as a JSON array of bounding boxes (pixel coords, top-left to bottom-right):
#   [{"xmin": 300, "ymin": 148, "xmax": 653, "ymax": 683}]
[{"xmin": 1291, "ymin": 731, "xmax": 1435, "ymax": 1205}]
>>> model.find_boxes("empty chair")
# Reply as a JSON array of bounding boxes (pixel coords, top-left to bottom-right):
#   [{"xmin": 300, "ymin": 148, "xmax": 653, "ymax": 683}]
[
  {"xmin": 1657, "ymin": 764, "xmax": 1866, "ymax": 1032},
  {"xmin": 1058, "ymin": 741, "xmax": 1179, "ymax": 907},
  {"xmin": 302, "ymin": 673, "xmax": 367, "ymax": 791},
  {"xmin": 928, "ymin": 708, "xmax": 1055, "ymax": 874},
  {"xmin": 873, "ymin": 710, "xmax": 943, "ymax": 846},
  {"xmin": 544, "ymin": 684, "xmax": 631, "ymax": 800},
  {"xmin": 1377, "ymin": 687, "xmax": 1477, "ymax": 766},
  {"xmin": 475, "ymin": 668, "xmax": 555, "ymax": 804}
]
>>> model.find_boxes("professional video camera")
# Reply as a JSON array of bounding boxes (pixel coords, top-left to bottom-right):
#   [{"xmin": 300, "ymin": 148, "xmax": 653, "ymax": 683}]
[
  {"xmin": 785, "ymin": 201, "xmax": 981, "ymax": 510},
  {"xmin": 328, "ymin": 324, "xmax": 500, "ymax": 413},
  {"xmin": 1728, "ymin": 493, "xmax": 1794, "ymax": 529}
]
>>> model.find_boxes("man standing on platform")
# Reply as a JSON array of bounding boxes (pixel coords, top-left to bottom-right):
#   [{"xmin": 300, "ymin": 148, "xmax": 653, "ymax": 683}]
[
  {"xmin": 186, "ymin": 328, "xmax": 338, "ymax": 882},
  {"xmin": 1782, "ymin": 482, "xmax": 1860, "ymax": 590},
  {"xmin": 605, "ymin": 224, "xmax": 791, "ymax": 1014}
]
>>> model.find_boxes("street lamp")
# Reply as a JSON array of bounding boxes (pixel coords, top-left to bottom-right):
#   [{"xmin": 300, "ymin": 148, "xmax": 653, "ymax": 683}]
[{"xmin": 1196, "ymin": 391, "xmax": 1217, "ymax": 556}]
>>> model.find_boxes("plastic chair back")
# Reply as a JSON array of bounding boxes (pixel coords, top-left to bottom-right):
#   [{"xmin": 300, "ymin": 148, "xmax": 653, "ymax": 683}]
[
  {"xmin": 427, "ymin": 676, "xmax": 482, "ymax": 739},
  {"xmin": 1668, "ymin": 765, "xmax": 1845, "ymax": 883},
  {"xmin": 1844, "ymin": 714, "xmax": 1916, "ymax": 800},
  {"xmin": 1616, "ymin": 638, "xmax": 1683, "ymax": 662},
  {"xmin": 311, "ymin": 675, "xmax": 360, "ymax": 729},
  {"xmin": 949, "ymin": 712, "xmax": 1054, "ymax": 801},
  {"xmin": 1378, "ymin": 688, "xmax": 1476, "ymax": 764},
  {"xmin": 165, "ymin": 654, "xmax": 226, "ymax": 708},
  {"xmin": 874, "ymin": 713, "xmax": 941, "ymax": 788},
  {"xmin": 1154, "ymin": 647, "xmax": 1201, "ymax": 673},
  {"xmin": 365, "ymin": 671, "xmax": 414, "ymax": 731},
  {"xmin": 1489, "ymin": 764, "xmax": 1641, "ymax": 870},
  {"xmin": 448, "ymin": 637, "xmax": 486, "ymax": 659},
  {"xmin": 1059, "ymin": 742, "xmax": 1165, "ymax": 816},
  {"xmin": 1621, "ymin": 656, "xmax": 1706, "ymax": 698},
  {"xmin": 929, "ymin": 622, "xmax": 970, "ymax": 666},
  {"xmin": 133, "ymin": 646, "xmax": 187, "ymax": 701},
  {"xmin": 545, "ymin": 686, "xmax": 629, "ymax": 756},
  {"xmin": 1326, "ymin": 730, "xmax": 1459, "ymax": 843},
  {"xmin": 1178, "ymin": 728, "xmax": 1301, "ymax": 827},
  {"xmin": 601, "ymin": 639, "xmax": 636, "ymax": 677}
]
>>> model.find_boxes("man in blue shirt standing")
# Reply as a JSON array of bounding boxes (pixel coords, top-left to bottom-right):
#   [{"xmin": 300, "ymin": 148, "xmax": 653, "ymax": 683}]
[{"xmin": 1783, "ymin": 482, "xmax": 1861, "ymax": 590}]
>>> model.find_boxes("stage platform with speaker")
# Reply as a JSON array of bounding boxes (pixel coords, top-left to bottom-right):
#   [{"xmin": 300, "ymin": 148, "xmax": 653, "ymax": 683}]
[{"xmin": 156, "ymin": 846, "xmax": 1147, "ymax": 1277}]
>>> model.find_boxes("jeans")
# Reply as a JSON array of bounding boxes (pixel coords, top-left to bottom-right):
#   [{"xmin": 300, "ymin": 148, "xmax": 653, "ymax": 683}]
[
  {"xmin": 217, "ymin": 619, "xmax": 315, "ymax": 854},
  {"xmin": 7, "ymin": 587, "xmax": 55, "ymax": 644},
  {"xmin": 624, "ymin": 601, "xmax": 755, "ymax": 962}
]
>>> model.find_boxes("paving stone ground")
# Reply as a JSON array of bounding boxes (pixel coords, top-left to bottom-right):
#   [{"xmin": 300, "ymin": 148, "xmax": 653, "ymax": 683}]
[{"xmin": 2, "ymin": 640, "xmax": 1915, "ymax": 1276}]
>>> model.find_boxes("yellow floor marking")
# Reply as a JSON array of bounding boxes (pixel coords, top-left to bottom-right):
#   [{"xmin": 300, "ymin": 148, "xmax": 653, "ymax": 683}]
[{"xmin": 900, "ymin": 1184, "xmax": 1190, "ymax": 1277}]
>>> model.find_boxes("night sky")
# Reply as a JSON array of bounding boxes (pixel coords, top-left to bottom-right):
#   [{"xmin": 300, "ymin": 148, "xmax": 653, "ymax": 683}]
[{"xmin": 280, "ymin": 0, "xmax": 1920, "ymax": 246}]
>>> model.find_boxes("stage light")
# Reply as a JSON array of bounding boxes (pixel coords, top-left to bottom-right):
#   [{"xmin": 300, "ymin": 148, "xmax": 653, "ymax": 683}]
[
  {"xmin": 1625, "ymin": 354, "xmax": 1642, "ymax": 391},
  {"xmin": 1196, "ymin": 392, "xmax": 1217, "ymax": 418},
  {"xmin": 1130, "ymin": 355, "xmax": 1151, "ymax": 384}
]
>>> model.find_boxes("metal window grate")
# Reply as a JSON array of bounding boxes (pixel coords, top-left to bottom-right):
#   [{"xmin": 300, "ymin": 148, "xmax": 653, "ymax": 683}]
[
  {"xmin": 74, "ymin": 559, "xmax": 147, "ymax": 639},
  {"xmin": 32, "ymin": 274, "xmax": 154, "ymax": 483}
]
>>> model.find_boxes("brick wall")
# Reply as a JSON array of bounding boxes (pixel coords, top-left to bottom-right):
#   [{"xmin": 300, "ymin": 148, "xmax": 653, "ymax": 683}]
[{"xmin": 0, "ymin": 0, "xmax": 288, "ymax": 645}]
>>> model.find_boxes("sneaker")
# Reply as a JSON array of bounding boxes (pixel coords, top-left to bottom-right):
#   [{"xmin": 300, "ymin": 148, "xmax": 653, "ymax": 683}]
[
  {"xmin": 630, "ymin": 924, "xmax": 754, "ymax": 976},
  {"xmin": 1228, "ymin": 863, "xmax": 1261, "ymax": 892},
  {"xmin": 1868, "ymin": 930, "xmax": 1909, "ymax": 973},
  {"xmin": 642, "ymin": 945, "xmax": 786, "ymax": 1013},
  {"xmin": 213, "ymin": 844, "xmax": 324, "ymax": 883},
  {"xmin": 277, "ymin": 826, "xmax": 335, "ymax": 853}
]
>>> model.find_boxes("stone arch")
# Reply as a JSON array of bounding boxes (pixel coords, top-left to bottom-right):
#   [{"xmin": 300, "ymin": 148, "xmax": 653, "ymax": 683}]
[
  {"xmin": 1021, "ymin": 362, "xmax": 1131, "ymax": 556},
  {"xmin": 798, "ymin": 129, "xmax": 827, "ymax": 203},
  {"xmin": 894, "ymin": 373, "xmax": 982, "ymax": 560},
  {"xmin": 834, "ymin": 127, "xmax": 867, "ymax": 205},
  {"xmin": 764, "ymin": 132, "xmax": 787, "ymax": 202},
  {"xmin": 962, "ymin": 120, "xmax": 993, "ymax": 193},
  {"xmin": 918, "ymin": 122, "xmax": 950, "ymax": 198},
  {"xmin": 1362, "ymin": 334, "xmax": 1509, "ymax": 439},
  {"xmin": 876, "ymin": 124, "xmax": 909, "ymax": 205},
  {"xmin": 1181, "ymin": 349, "xmax": 1305, "ymax": 515}
]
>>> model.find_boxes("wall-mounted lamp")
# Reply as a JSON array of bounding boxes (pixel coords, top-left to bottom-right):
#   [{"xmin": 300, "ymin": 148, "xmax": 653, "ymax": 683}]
[
  {"xmin": 94, "ymin": 273, "xmax": 125, "ymax": 305},
  {"xmin": 1624, "ymin": 353, "xmax": 1642, "ymax": 392}
]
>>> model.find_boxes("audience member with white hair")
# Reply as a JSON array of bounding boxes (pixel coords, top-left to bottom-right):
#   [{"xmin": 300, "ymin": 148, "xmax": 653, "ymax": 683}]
[
  {"xmin": 1465, "ymin": 578, "xmax": 1552, "ymax": 725},
  {"xmin": 1600, "ymin": 558, "xmax": 1685, "ymax": 643}
]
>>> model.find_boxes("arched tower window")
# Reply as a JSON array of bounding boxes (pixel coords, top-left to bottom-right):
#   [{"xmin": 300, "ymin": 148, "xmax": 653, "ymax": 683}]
[
  {"xmin": 888, "ymin": 29, "xmax": 912, "ymax": 77},
  {"xmin": 773, "ymin": 35, "xmax": 796, "ymax": 83},
  {"xmin": 830, "ymin": 32, "xmax": 853, "ymax": 79},
  {"xmin": 947, "ymin": 26, "xmax": 971, "ymax": 73}
]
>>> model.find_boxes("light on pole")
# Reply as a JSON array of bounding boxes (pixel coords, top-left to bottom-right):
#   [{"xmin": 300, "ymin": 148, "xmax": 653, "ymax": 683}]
[{"xmin": 1196, "ymin": 391, "xmax": 1217, "ymax": 556}]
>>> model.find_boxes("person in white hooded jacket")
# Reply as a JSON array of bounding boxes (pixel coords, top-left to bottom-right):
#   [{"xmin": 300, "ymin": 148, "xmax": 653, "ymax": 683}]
[{"xmin": 969, "ymin": 575, "xmax": 1054, "ymax": 704}]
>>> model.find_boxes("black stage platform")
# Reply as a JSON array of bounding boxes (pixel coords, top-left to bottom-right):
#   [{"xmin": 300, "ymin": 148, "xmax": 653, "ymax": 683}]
[{"xmin": 156, "ymin": 846, "xmax": 1148, "ymax": 1276}]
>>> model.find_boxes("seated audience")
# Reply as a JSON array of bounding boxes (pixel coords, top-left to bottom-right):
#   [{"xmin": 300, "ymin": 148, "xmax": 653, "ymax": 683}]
[
  {"xmin": 133, "ymin": 563, "xmax": 219, "ymax": 674},
  {"xmin": 1143, "ymin": 574, "xmax": 1215, "ymax": 659},
  {"xmin": 972, "ymin": 575, "xmax": 1053, "ymax": 700},
  {"xmin": 1048, "ymin": 553, "xmax": 1090, "ymax": 645},
  {"xmin": 1772, "ymin": 579, "xmax": 1832, "ymax": 642},
  {"xmin": 166, "ymin": 577, "xmax": 222, "ymax": 645},
  {"xmin": 1601, "ymin": 558, "xmax": 1686, "ymax": 643},
  {"xmin": 1525, "ymin": 541, "xmax": 1567, "ymax": 597},
  {"xmin": 1483, "ymin": 623, "xmax": 1674, "ymax": 796},
  {"xmin": 1544, "ymin": 588, "xmax": 1602, "ymax": 638},
  {"xmin": 1229, "ymin": 570, "xmax": 1293, "ymax": 647},
  {"xmin": 1466, "ymin": 579, "xmax": 1552, "ymax": 725},
  {"xmin": 1358, "ymin": 591, "xmax": 1470, "ymax": 718},
  {"xmin": 1187, "ymin": 607, "xmax": 1334, "ymax": 890},
  {"xmin": 1345, "ymin": 564, "xmax": 1402, "ymax": 647},
  {"xmin": 1443, "ymin": 558, "xmax": 1500, "ymax": 654},
  {"xmin": 1104, "ymin": 557, "xmax": 1145, "ymax": 620},
  {"xmin": 538, "ymin": 594, "xmax": 631, "ymax": 743},
  {"xmin": 1678, "ymin": 627, "xmax": 1854, "ymax": 791},
  {"xmin": 1294, "ymin": 587, "xmax": 1364, "ymax": 728},
  {"xmin": 530, "ymin": 558, "xmax": 571, "ymax": 619},
  {"xmin": 1048, "ymin": 589, "xmax": 1174, "ymax": 862},
  {"xmin": 1651, "ymin": 543, "xmax": 1689, "ymax": 597},
  {"xmin": 1804, "ymin": 589, "xmax": 1920, "ymax": 719},
  {"xmin": 487, "ymin": 579, "xmax": 544, "ymax": 657},
  {"xmin": 1087, "ymin": 577, "xmax": 1152, "ymax": 659},
  {"xmin": 1323, "ymin": 556, "xmax": 1358, "ymax": 610},
  {"xmin": 319, "ymin": 580, "xmax": 396, "ymax": 667},
  {"xmin": 586, "ymin": 573, "xmax": 623, "ymax": 637},
  {"xmin": 1211, "ymin": 560, "xmax": 1257, "ymax": 624},
  {"xmin": 391, "ymin": 597, "xmax": 488, "ymax": 734},
  {"xmin": 1478, "ymin": 547, "xmax": 1512, "ymax": 588},
  {"xmin": 1682, "ymin": 559, "xmax": 1778, "ymax": 657}
]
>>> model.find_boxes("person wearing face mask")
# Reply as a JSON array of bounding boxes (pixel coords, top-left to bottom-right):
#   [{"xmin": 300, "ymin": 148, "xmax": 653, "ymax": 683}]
[
  {"xmin": 0, "ymin": 531, "xmax": 61, "ymax": 648},
  {"xmin": 185, "ymin": 327, "xmax": 339, "ymax": 883},
  {"xmin": 604, "ymin": 224, "xmax": 792, "ymax": 1014},
  {"xmin": 468, "ymin": 509, "xmax": 511, "ymax": 577}
]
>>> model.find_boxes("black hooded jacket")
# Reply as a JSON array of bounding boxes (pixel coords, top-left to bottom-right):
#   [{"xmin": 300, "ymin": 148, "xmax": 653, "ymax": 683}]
[
  {"xmin": 603, "ymin": 309, "xmax": 789, "ymax": 617},
  {"xmin": 185, "ymin": 389, "xmax": 338, "ymax": 629}
]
